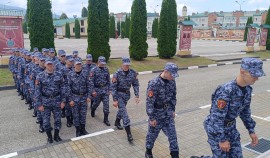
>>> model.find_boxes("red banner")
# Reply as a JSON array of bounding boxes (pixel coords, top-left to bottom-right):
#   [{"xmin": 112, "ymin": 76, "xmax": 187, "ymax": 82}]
[
  {"xmin": 0, "ymin": 17, "xmax": 24, "ymax": 54},
  {"xmin": 246, "ymin": 28, "xmax": 256, "ymax": 47},
  {"xmin": 259, "ymin": 28, "xmax": 268, "ymax": 46},
  {"xmin": 179, "ymin": 25, "xmax": 192, "ymax": 50}
]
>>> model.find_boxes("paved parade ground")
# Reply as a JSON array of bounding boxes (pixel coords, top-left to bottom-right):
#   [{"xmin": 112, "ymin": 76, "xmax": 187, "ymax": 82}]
[{"xmin": 1, "ymin": 61, "xmax": 270, "ymax": 158}]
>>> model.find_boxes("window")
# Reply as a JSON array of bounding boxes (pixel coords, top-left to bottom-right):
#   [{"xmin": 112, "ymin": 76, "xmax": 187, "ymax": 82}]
[
  {"xmin": 73, "ymin": 28, "xmax": 75, "ymax": 33},
  {"xmin": 81, "ymin": 20, "xmax": 84, "ymax": 26},
  {"xmin": 81, "ymin": 28, "xmax": 85, "ymax": 33}
]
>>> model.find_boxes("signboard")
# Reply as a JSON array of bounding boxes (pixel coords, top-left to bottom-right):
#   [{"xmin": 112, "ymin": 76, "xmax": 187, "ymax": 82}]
[
  {"xmin": 179, "ymin": 25, "xmax": 192, "ymax": 50},
  {"xmin": 259, "ymin": 28, "xmax": 268, "ymax": 46},
  {"xmin": 246, "ymin": 27, "xmax": 256, "ymax": 47},
  {"xmin": 0, "ymin": 17, "xmax": 24, "ymax": 54}
]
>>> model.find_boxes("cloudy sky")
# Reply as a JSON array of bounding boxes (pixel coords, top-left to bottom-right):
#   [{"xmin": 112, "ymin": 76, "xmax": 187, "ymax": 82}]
[{"xmin": 1, "ymin": 0, "xmax": 270, "ymax": 18}]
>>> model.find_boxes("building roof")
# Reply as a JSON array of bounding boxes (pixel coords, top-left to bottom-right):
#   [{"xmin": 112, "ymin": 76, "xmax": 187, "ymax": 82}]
[
  {"xmin": 0, "ymin": 9, "xmax": 24, "ymax": 17},
  {"xmin": 147, "ymin": 13, "xmax": 159, "ymax": 17},
  {"xmin": 179, "ymin": 20, "xmax": 197, "ymax": 26},
  {"xmin": 261, "ymin": 24, "xmax": 270, "ymax": 28},
  {"xmin": 53, "ymin": 17, "xmax": 87, "ymax": 27},
  {"xmin": 248, "ymin": 23, "xmax": 260, "ymax": 28},
  {"xmin": 191, "ymin": 13, "xmax": 208, "ymax": 18}
]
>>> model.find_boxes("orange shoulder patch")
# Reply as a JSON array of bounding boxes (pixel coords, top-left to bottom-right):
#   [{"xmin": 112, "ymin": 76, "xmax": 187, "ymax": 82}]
[
  {"xmin": 112, "ymin": 77, "xmax": 117, "ymax": 83},
  {"xmin": 35, "ymin": 80, "xmax": 39, "ymax": 85},
  {"xmin": 217, "ymin": 100, "xmax": 227, "ymax": 109},
  {"xmin": 148, "ymin": 90, "xmax": 154, "ymax": 97},
  {"xmin": 90, "ymin": 72, "xmax": 93, "ymax": 77}
]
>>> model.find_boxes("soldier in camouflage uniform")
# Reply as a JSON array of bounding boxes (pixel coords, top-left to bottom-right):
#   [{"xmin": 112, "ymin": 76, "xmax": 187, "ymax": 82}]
[
  {"xmin": 90, "ymin": 56, "xmax": 111, "ymax": 126},
  {"xmin": 67, "ymin": 60, "xmax": 93, "ymax": 137},
  {"xmin": 191, "ymin": 58, "xmax": 265, "ymax": 158},
  {"xmin": 55, "ymin": 50, "xmax": 66, "ymax": 72},
  {"xmin": 35, "ymin": 58, "xmax": 66, "ymax": 144},
  {"xmin": 72, "ymin": 50, "xmax": 82, "ymax": 62},
  {"xmin": 111, "ymin": 57, "xmax": 140, "ymax": 142},
  {"xmin": 145, "ymin": 63, "xmax": 179, "ymax": 158}
]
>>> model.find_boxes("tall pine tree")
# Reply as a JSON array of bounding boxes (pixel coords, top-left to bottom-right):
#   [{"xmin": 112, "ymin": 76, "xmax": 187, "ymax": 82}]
[
  {"xmin": 28, "ymin": 0, "xmax": 55, "ymax": 51},
  {"xmin": 265, "ymin": 7, "xmax": 270, "ymax": 50},
  {"xmin": 125, "ymin": 15, "xmax": 130, "ymax": 38},
  {"xmin": 244, "ymin": 17, "xmax": 253, "ymax": 41},
  {"xmin": 87, "ymin": 0, "xmax": 110, "ymax": 62},
  {"xmin": 109, "ymin": 15, "xmax": 116, "ymax": 38},
  {"xmin": 75, "ymin": 19, "xmax": 81, "ymax": 39},
  {"xmin": 129, "ymin": 0, "xmax": 148, "ymax": 60},
  {"xmin": 121, "ymin": 21, "xmax": 126, "ymax": 38},
  {"xmin": 65, "ymin": 22, "xmax": 70, "ymax": 38},
  {"xmin": 81, "ymin": 7, "xmax": 88, "ymax": 17},
  {"xmin": 158, "ymin": 0, "xmax": 177, "ymax": 58},
  {"xmin": 152, "ymin": 18, "xmax": 158, "ymax": 38}
]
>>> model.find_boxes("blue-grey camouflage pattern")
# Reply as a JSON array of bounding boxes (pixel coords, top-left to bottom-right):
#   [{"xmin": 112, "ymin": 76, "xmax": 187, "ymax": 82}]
[
  {"xmin": 34, "ymin": 71, "xmax": 65, "ymax": 132},
  {"xmin": 67, "ymin": 69, "xmax": 93, "ymax": 126},
  {"xmin": 111, "ymin": 68, "xmax": 139, "ymax": 127},
  {"xmin": 90, "ymin": 66, "xmax": 110, "ymax": 113},
  {"xmin": 82, "ymin": 63, "xmax": 96, "ymax": 77},
  {"xmin": 204, "ymin": 79, "xmax": 255, "ymax": 158},
  {"xmin": 145, "ymin": 75, "xmax": 179, "ymax": 152},
  {"xmin": 241, "ymin": 58, "xmax": 265, "ymax": 77},
  {"xmin": 9, "ymin": 55, "xmax": 17, "ymax": 84}
]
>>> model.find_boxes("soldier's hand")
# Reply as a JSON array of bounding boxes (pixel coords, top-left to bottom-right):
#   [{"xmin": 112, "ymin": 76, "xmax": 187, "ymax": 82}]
[
  {"xmin": 92, "ymin": 92, "xmax": 97, "ymax": 97},
  {"xmin": 172, "ymin": 112, "xmax": 176, "ymax": 118},
  {"xmin": 219, "ymin": 141, "xmax": 230, "ymax": 152},
  {"xmin": 135, "ymin": 97, "xmax": 140, "ymax": 104},
  {"xmin": 38, "ymin": 105, "xmax": 44, "ymax": 112},
  {"xmin": 86, "ymin": 98, "xmax": 91, "ymax": 103},
  {"xmin": 60, "ymin": 102, "xmax": 65, "ymax": 109},
  {"xmin": 149, "ymin": 120, "xmax": 157, "ymax": 127},
  {"xmin": 70, "ymin": 101, "xmax": 75, "ymax": 107},
  {"xmin": 113, "ymin": 101, "xmax": 118, "ymax": 108},
  {"xmin": 250, "ymin": 133, "xmax": 258, "ymax": 146}
]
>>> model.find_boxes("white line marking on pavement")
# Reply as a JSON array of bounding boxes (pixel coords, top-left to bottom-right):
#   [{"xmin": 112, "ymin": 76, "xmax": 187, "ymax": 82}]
[
  {"xmin": 252, "ymin": 94, "xmax": 255, "ymax": 96},
  {"xmin": 267, "ymin": 90, "xmax": 270, "ymax": 92},
  {"xmin": 251, "ymin": 115, "xmax": 270, "ymax": 121},
  {"xmin": 71, "ymin": 129, "xmax": 114, "ymax": 141},
  {"xmin": 208, "ymin": 64, "xmax": 218, "ymax": 67},
  {"xmin": 138, "ymin": 71, "xmax": 152, "ymax": 75},
  {"xmin": 188, "ymin": 66, "xmax": 199, "ymax": 69},
  {"xmin": 266, "ymin": 59, "xmax": 270, "ymax": 61},
  {"xmin": 199, "ymin": 52, "xmax": 246, "ymax": 57},
  {"xmin": 0, "ymin": 152, "xmax": 18, "ymax": 158},
  {"xmin": 199, "ymin": 104, "xmax": 211, "ymax": 109},
  {"xmin": 225, "ymin": 62, "xmax": 233, "ymax": 65},
  {"xmin": 264, "ymin": 116, "xmax": 270, "ymax": 121}
]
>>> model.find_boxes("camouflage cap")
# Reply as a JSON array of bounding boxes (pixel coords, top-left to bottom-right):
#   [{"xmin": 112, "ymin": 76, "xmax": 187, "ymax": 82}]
[
  {"xmin": 73, "ymin": 50, "xmax": 78, "ymax": 55},
  {"xmin": 45, "ymin": 58, "xmax": 53, "ymax": 64},
  {"xmin": 33, "ymin": 47, "xmax": 39, "ymax": 52},
  {"xmin": 98, "ymin": 56, "xmax": 106, "ymax": 64},
  {"xmin": 49, "ymin": 48, "xmax": 55, "ymax": 53},
  {"xmin": 241, "ymin": 58, "xmax": 265, "ymax": 77},
  {"xmin": 164, "ymin": 62, "xmax": 179, "ymax": 78},
  {"xmin": 122, "ymin": 57, "xmax": 131, "ymax": 65},
  {"xmin": 58, "ymin": 50, "xmax": 66, "ymax": 56},
  {"xmin": 66, "ymin": 55, "xmax": 74, "ymax": 62},
  {"xmin": 86, "ymin": 54, "xmax": 92, "ymax": 60}
]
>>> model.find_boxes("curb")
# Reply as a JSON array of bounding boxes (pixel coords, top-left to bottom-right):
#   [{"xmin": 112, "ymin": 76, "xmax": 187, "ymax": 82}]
[{"xmin": 193, "ymin": 38, "xmax": 244, "ymax": 42}]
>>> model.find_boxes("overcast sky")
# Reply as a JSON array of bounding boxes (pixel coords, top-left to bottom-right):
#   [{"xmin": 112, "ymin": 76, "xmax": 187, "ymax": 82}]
[{"xmin": 1, "ymin": 0, "xmax": 270, "ymax": 18}]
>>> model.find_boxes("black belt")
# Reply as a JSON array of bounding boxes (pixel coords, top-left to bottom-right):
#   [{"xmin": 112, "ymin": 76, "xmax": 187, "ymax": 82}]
[
  {"xmin": 154, "ymin": 103, "xmax": 169, "ymax": 109},
  {"xmin": 42, "ymin": 92, "xmax": 60, "ymax": 99},
  {"xmin": 72, "ymin": 91, "xmax": 87, "ymax": 96},
  {"xmin": 95, "ymin": 84, "xmax": 107, "ymax": 88},
  {"xmin": 117, "ymin": 88, "xmax": 130, "ymax": 93},
  {"xmin": 224, "ymin": 119, "xmax": 235, "ymax": 127}
]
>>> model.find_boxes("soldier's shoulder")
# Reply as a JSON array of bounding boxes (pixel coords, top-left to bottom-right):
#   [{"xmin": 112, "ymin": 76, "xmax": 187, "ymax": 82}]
[{"xmin": 129, "ymin": 69, "xmax": 137, "ymax": 74}]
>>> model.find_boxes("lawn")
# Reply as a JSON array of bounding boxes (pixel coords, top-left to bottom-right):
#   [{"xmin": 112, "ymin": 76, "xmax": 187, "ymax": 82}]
[
  {"xmin": 246, "ymin": 51, "xmax": 270, "ymax": 59},
  {"xmin": 0, "ymin": 68, "xmax": 14, "ymax": 86}
]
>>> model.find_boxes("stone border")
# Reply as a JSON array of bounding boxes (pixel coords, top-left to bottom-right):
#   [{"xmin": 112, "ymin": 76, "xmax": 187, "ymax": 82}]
[{"xmin": 193, "ymin": 38, "xmax": 244, "ymax": 42}]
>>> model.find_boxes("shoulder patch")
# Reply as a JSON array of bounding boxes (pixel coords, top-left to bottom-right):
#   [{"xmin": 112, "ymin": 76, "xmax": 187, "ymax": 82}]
[
  {"xmin": 112, "ymin": 77, "xmax": 117, "ymax": 83},
  {"xmin": 217, "ymin": 100, "xmax": 227, "ymax": 109},
  {"xmin": 35, "ymin": 80, "xmax": 39, "ymax": 85},
  {"xmin": 148, "ymin": 90, "xmax": 154, "ymax": 97}
]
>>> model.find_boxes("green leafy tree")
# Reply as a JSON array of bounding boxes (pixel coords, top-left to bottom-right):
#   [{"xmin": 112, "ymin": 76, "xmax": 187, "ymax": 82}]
[
  {"xmin": 87, "ymin": 0, "xmax": 110, "ymax": 62},
  {"xmin": 244, "ymin": 16, "xmax": 253, "ymax": 41},
  {"xmin": 65, "ymin": 22, "xmax": 70, "ymax": 38},
  {"xmin": 28, "ymin": 0, "xmax": 55, "ymax": 51},
  {"xmin": 75, "ymin": 19, "xmax": 81, "ymax": 39},
  {"xmin": 151, "ymin": 18, "xmax": 158, "ymax": 38},
  {"xmin": 265, "ymin": 7, "xmax": 270, "ymax": 50},
  {"xmin": 117, "ymin": 21, "xmax": 120, "ymax": 37},
  {"xmin": 129, "ymin": 0, "xmax": 148, "ymax": 60},
  {"xmin": 157, "ymin": 0, "xmax": 178, "ymax": 58},
  {"xmin": 121, "ymin": 21, "xmax": 125, "ymax": 38},
  {"xmin": 81, "ymin": 7, "xmax": 88, "ymax": 17},
  {"xmin": 109, "ymin": 15, "xmax": 116, "ymax": 38},
  {"xmin": 23, "ymin": 22, "xmax": 28, "ymax": 34},
  {"xmin": 60, "ymin": 13, "xmax": 68, "ymax": 19},
  {"xmin": 125, "ymin": 15, "xmax": 130, "ymax": 38}
]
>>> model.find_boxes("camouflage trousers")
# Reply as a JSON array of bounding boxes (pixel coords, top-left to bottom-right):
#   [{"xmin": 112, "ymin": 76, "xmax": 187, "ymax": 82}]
[
  {"xmin": 92, "ymin": 92, "xmax": 109, "ymax": 114},
  {"xmin": 41, "ymin": 105, "xmax": 62, "ymax": 132},
  {"xmin": 145, "ymin": 110, "xmax": 179, "ymax": 152},
  {"xmin": 116, "ymin": 92, "xmax": 131, "ymax": 127},
  {"xmin": 71, "ymin": 99, "xmax": 88, "ymax": 126}
]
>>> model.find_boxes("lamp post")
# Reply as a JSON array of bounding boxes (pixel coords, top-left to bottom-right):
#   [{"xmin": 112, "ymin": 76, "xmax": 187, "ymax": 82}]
[{"xmin": 235, "ymin": 1, "xmax": 245, "ymax": 11}]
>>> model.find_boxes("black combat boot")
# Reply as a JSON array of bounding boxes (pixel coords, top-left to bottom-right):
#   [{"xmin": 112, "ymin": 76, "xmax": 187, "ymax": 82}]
[
  {"xmin": 80, "ymin": 124, "xmax": 89, "ymax": 135},
  {"xmin": 39, "ymin": 121, "xmax": 44, "ymax": 133},
  {"xmin": 145, "ymin": 148, "xmax": 153, "ymax": 158},
  {"xmin": 125, "ymin": 125, "xmax": 133, "ymax": 142},
  {"xmin": 91, "ymin": 108, "xmax": 96, "ymax": 117},
  {"xmin": 32, "ymin": 110, "xmax": 37, "ymax": 117},
  {"xmin": 46, "ymin": 131, "xmax": 53, "ymax": 144},
  {"xmin": 75, "ymin": 126, "xmax": 81, "ymax": 137},
  {"xmin": 66, "ymin": 116, "xmax": 72, "ymax": 127},
  {"xmin": 170, "ymin": 151, "xmax": 179, "ymax": 158},
  {"xmin": 61, "ymin": 108, "xmax": 65, "ymax": 118},
  {"xmin": 28, "ymin": 102, "xmax": 33, "ymax": 110},
  {"xmin": 20, "ymin": 94, "xmax": 24, "ymax": 100},
  {"xmin": 103, "ymin": 113, "xmax": 111, "ymax": 126},
  {"xmin": 54, "ymin": 129, "xmax": 62, "ymax": 142},
  {"xmin": 114, "ymin": 118, "xmax": 123, "ymax": 130}
]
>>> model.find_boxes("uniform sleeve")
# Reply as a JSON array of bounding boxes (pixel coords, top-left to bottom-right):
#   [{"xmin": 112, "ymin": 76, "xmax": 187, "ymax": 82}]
[
  {"xmin": 146, "ymin": 80, "xmax": 157, "ymax": 121},
  {"xmin": 132, "ymin": 72, "xmax": 139, "ymax": 97},
  {"xmin": 210, "ymin": 86, "xmax": 231, "ymax": 142},
  {"xmin": 60, "ymin": 74, "xmax": 66, "ymax": 103},
  {"xmin": 67, "ymin": 72, "xmax": 72, "ymax": 103},
  {"xmin": 34, "ymin": 74, "xmax": 42, "ymax": 107},
  {"xmin": 106, "ymin": 69, "xmax": 111, "ymax": 92},
  {"xmin": 86, "ymin": 71, "xmax": 93, "ymax": 99},
  {"xmin": 240, "ymin": 89, "xmax": 256, "ymax": 134},
  {"xmin": 170, "ymin": 80, "xmax": 177, "ymax": 112},
  {"xmin": 110, "ymin": 73, "xmax": 118, "ymax": 101}
]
